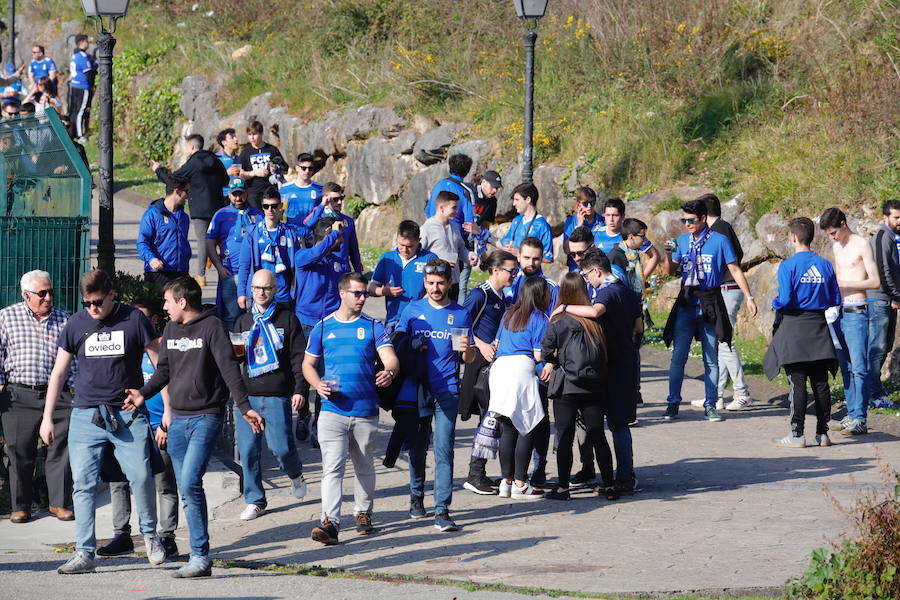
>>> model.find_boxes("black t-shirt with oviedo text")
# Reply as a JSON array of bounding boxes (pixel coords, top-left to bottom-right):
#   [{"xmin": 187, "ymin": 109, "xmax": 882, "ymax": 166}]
[{"xmin": 58, "ymin": 303, "xmax": 156, "ymax": 408}]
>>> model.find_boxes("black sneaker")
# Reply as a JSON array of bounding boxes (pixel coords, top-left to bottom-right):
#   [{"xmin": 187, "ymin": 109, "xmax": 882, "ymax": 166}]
[
  {"xmin": 614, "ymin": 475, "xmax": 638, "ymax": 496},
  {"xmin": 409, "ymin": 494, "xmax": 427, "ymax": 519},
  {"xmin": 544, "ymin": 488, "xmax": 571, "ymax": 500},
  {"xmin": 570, "ymin": 470, "xmax": 596, "ymax": 486},
  {"xmin": 434, "ymin": 512, "xmax": 459, "ymax": 532},
  {"xmin": 160, "ymin": 536, "xmax": 179, "ymax": 558},
  {"xmin": 355, "ymin": 513, "xmax": 374, "ymax": 535},
  {"xmin": 97, "ymin": 532, "xmax": 134, "ymax": 556},
  {"xmin": 463, "ymin": 477, "xmax": 498, "ymax": 495},
  {"xmin": 311, "ymin": 519, "xmax": 339, "ymax": 545},
  {"xmin": 663, "ymin": 403, "xmax": 679, "ymax": 420}
]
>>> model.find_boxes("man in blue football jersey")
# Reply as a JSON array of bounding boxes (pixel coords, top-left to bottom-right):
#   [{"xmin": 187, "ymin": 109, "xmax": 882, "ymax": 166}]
[
  {"xmin": 369, "ymin": 220, "xmax": 438, "ymax": 331},
  {"xmin": 395, "ymin": 258, "xmax": 475, "ymax": 532},
  {"xmin": 661, "ymin": 199, "xmax": 758, "ymax": 422},
  {"xmin": 594, "ymin": 198, "xmax": 625, "ymax": 254},
  {"xmin": 764, "ymin": 217, "xmax": 842, "ymax": 448},
  {"xmin": 282, "ymin": 152, "xmax": 323, "ymax": 228},
  {"xmin": 215, "ymin": 128, "xmax": 241, "ymax": 198},
  {"xmin": 28, "ymin": 45, "xmax": 58, "ymax": 94},
  {"xmin": 302, "ymin": 273, "xmax": 399, "ymax": 545},
  {"xmin": 562, "ymin": 186, "xmax": 605, "ymax": 271},
  {"xmin": 206, "ymin": 177, "xmax": 264, "ymax": 330},
  {"xmin": 67, "ymin": 34, "xmax": 95, "ymax": 143},
  {"xmin": 499, "ymin": 182, "xmax": 554, "ymax": 263},
  {"xmin": 505, "ymin": 237, "xmax": 560, "ymax": 313}
]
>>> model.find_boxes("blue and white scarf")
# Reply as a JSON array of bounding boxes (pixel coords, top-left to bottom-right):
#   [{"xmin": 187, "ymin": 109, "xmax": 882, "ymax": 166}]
[
  {"xmin": 246, "ymin": 303, "xmax": 283, "ymax": 378},
  {"xmin": 684, "ymin": 226, "xmax": 713, "ymax": 287},
  {"xmin": 259, "ymin": 223, "xmax": 289, "ymax": 274}
]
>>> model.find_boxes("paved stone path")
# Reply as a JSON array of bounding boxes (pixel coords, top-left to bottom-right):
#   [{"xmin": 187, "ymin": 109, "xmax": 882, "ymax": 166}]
[{"xmin": 1, "ymin": 194, "xmax": 897, "ymax": 598}]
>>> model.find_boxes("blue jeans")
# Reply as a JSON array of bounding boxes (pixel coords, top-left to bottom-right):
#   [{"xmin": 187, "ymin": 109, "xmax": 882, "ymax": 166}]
[
  {"xmin": 667, "ymin": 304, "xmax": 719, "ymax": 407},
  {"xmin": 459, "ymin": 262, "xmax": 472, "ymax": 303},
  {"xmin": 609, "ymin": 424, "xmax": 633, "ymax": 483},
  {"xmin": 217, "ymin": 274, "xmax": 241, "ymax": 332},
  {"xmin": 68, "ymin": 407, "xmax": 158, "ymax": 558},
  {"xmin": 167, "ymin": 414, "xmax": 222, "ymax": 559},
  {"xmin": 835, "ymin": 309, "xmax": 870, "ymax": 422},
  {"xmin": 236, "ymin": 396, "xmax": 303, "ymax": 508},
  {"xmin": 408, "ymin": 390, "xmax": 459, "ymax": 515},
  {"xmin": 867, "ymin": 299, "xmax": 896, "ymax": 400}
]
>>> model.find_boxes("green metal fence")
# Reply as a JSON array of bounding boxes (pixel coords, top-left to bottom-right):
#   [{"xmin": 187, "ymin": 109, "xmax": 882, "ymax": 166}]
[{"xmin": 0, "ymin": 108, "xmax": 92, "ymax": 314}]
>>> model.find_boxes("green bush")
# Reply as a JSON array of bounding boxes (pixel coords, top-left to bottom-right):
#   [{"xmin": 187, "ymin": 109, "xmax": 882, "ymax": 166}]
[
  {"xmin": 112, "ymin": 271, "xmax": 164, "ymax": 318},
  {"xmin": 789, "ymin": 462, "xmax": 900, "ymax": 600},
  {"xmin": 133, "ymin": 81, "xmax": 182, "ymax": 162}
]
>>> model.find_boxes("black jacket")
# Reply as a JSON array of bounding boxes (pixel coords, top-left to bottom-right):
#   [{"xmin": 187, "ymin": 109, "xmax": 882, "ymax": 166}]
[
  {"xmin": 233, "ymin": 304, "xmax": 308, "ymax": 397},
  {"xmin": 763, "ymin": 310, "xmax": 837, "ymax": 380},
  {"xmin": 663, "ymin": 285, "xmax": 733, "ymax": 347},
  {"xmin": 869, "ymin": 224, "xmax": 900, "ymax": 303},
  {"xmin": 156, "ymin": 149, "xmax": 228, "ymax": 220},
  {"xmin": 141, "ymin": 309, "xmax": 250, "ymax": 416},
  {"xmin": 541, "ymin": 315, "xmax": 608, "ymax": 398}
]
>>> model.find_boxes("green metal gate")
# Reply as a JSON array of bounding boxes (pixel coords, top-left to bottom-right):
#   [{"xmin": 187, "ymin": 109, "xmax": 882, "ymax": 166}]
[{"xmin": 0, "ymin": 108, "xmax": 92, "ymax": 314}]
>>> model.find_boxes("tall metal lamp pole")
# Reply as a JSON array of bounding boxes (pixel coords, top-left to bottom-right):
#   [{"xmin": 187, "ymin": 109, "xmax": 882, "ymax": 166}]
[
  {"xmin": 81, "ymin": 0, "xmax": 129, "ymax": 274},
  {"xmin": 513, "ymin": 0, "xmax": 548, "ymax": 184}
]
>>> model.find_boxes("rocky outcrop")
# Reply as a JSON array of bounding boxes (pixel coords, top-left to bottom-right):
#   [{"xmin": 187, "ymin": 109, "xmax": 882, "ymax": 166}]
[
  {"xmin": 626, "ymin": 186, "xmax": 713, "ymax": 226},
  {"xmin": 356, "ymin": 204, "xmax": 402, "ymax": 252}
]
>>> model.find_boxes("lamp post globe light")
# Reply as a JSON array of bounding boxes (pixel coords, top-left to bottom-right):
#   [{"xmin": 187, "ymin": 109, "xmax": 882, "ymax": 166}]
[
  {"xmin": 81, "ymin": 0, "xmax": 129, "ymax": 274},
  {"xmin": 514, "ymin": 0, "xmax": 548, "ymax": 184}
]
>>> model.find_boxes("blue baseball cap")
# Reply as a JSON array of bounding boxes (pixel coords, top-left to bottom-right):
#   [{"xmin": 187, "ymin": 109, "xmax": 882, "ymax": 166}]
[{"xmin": 229, "ymin": 177, "xmax": 246, "ymax": 192}]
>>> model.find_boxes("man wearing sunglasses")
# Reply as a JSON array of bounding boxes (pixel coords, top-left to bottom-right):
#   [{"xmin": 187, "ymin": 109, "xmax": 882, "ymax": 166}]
[
  {"xmin": 301, "ymin": 181, "xmax": 364, "ymax": 273},
  {"xmin": 660, "ymin": 199, "xmax": 758, "ymax": 422},
  {"xmin": 395, "ymin": 258, "xmax": 475, "ymax": 532},
  {"xmin": 303, "ymin": 273, "xmax": 399, "ymax": 545},
  {"xmin": 206, "ymin": 177, "xmax": 263, "ymax": 331},
  {"xmin": 562, "ymin": 186, "xmax": 605, "ymax": 271},
  {"xmin": 137, "ymin": 175, "xmax": 192, "ymax": 286},
  {"xmin": 0, "ymin": 270, "xmax": 73, "ymax": 524},
  {"xmin": 566, "ymin": 226, "xmax": 595, "ymax": 273},
  {"xmin": 237, "ymin": 186, "xmax": 302, "ymax": 311},
  {"xmin": 282, "ymin": 152, "xmax": 323, "ymax": 227},
  {"xmin": 40, "ymin": 269, "xmax": 167, "ymax": 574}
]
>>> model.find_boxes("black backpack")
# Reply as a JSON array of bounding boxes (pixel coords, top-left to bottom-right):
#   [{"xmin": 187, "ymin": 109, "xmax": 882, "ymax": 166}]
[{"xmin": 560, "ymin": 327, "xmax": 606, "ymax": 387}]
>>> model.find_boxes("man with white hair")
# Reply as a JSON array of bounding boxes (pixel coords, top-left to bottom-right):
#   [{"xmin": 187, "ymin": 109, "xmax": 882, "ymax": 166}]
[{"xmin": 0, "ymin": 270, "xmax": 73, "ymax": 523}]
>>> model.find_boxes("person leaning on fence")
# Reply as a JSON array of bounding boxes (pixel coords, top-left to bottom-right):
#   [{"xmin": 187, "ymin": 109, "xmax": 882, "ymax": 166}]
[
  {"xmin": 126, "ymin": 276, "xmax": 264, "ymax": 578},
  {"xmin": 137, "ymin": 174, "xmax": 192, "ymax": 286},
  {"xmin": 0, "ymin": 270, "xmax": 74, "ymax": 524},
  {"xmin": 40, "ymin": 269, "xmax": 167, "ymax": 575},
  {"xmin": 302, "ymin": 272, "xmax": 399, "ymax": 545},
  {"xmin": 233, "ymin": 269, "xmax": 310, "ymax": 522}
]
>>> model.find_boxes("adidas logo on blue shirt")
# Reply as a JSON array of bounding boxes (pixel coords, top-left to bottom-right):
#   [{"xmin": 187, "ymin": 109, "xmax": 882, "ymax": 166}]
[{"xmin": 799, "ymin": 265, "xmax": 825, "ymax": 284}]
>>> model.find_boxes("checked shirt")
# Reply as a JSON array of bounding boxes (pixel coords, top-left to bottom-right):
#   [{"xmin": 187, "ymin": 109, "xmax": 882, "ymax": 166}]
[{"xmin": 0, "ymin": 302, "xmax": 72, "ymax": 387}]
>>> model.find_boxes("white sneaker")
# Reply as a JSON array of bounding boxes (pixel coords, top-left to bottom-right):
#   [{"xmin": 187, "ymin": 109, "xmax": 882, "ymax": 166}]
[
  {"xmin": 690, "ymin": 399, "xmax": 706, "ymax": 408},
  {"xmin": 239, "ymin": 504, "xmax": 265, "ymax": 520},
  {"xmin": 144, "ymin": 535, "xmax": 166, "ymax": 565},
  {"xmin": 498, "ymin": 479, "xmax": 512, "ymax": 498},
  {"xmin": 716, "ymin": 399, "xmax": 725, "ymax": 410},
  {"xmin": 725, "ymin": 396, "xmax": 753, "ymax": 410},
  {"xmin": 511, "ymin": 483, "xmax": 545, "ymax": 500},
  {"xmin": 290, "ymin": 474, "xmax": 308, "ymax": 499},
  {"xmin": 815, "ymin": 433, "xmax": 832, "ymax": 447}
]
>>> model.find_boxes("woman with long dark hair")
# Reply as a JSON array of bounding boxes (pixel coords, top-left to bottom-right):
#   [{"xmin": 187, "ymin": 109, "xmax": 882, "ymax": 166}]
[
  {"xmin": 460, "ymin": 250, "xmax": 517, "ymax": 494},
  {"xmin": 540, "ymin": 272, "xmax": 613, "ymax": 500},
  {"xmin": 488, "ymin": 276, "xmax": 550, "ymax": 499}
]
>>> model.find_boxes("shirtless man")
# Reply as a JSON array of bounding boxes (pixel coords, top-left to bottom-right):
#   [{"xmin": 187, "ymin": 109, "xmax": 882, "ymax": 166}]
[{"xmin": 820, "ymin": 208, "xmax": 880, "ymax": 435}]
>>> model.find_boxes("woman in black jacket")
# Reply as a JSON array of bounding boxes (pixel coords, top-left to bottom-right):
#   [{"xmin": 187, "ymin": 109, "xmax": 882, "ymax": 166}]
[{"xmin": 540, "ymin": 273, "xmax": 612, "ymax": 500}]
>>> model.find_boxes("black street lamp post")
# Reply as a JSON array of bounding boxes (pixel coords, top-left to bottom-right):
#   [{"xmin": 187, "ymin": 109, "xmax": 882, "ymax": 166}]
[
  {"xmin": 8, "ymin": 0, "xmax": 14, "ymax": 67},
  {"xmin": 514, "ymin": 0, "xmax": 548, "ymax": 184},
  {"xmin": 81, "ymin": 0, "xmax": 129, "ymax": 274}
]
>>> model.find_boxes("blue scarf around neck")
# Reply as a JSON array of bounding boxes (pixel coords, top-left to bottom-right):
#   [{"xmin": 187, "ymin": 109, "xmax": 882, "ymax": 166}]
[
  {"xmin": 684, "ymin": 226, "xmax": 713, "ymax": 287},
  {"xmin": 246, "ymin": 302, "xmax": 283, "ymax": 378}
]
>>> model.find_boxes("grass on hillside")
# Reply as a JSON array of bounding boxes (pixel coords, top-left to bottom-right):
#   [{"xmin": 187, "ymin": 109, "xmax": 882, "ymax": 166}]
[{"xmin": 21, "ymin": 0, "xmax": 898, "ymax": 222}]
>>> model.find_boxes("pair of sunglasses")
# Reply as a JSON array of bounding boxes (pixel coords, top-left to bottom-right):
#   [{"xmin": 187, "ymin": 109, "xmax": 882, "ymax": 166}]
[
  {"xmin": 424, "ymin": 264, "xmax": 450, "ymax": 274},
  {"xmin": 345, "ymin": 290, "xmax": 370, "ymax": 298},
  {"xmin": 27, "ymin": 289, "xmax": 54, "ymax": 298}
]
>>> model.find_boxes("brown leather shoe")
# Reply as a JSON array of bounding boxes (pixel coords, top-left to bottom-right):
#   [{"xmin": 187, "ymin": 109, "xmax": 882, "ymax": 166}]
[
  {"xmin": 49, "ymin": 507, "xmax": 75, "ymax": 521},
  {"xmin": 9, "ymin": 510, "xmax": 30, "ymax": 523}
]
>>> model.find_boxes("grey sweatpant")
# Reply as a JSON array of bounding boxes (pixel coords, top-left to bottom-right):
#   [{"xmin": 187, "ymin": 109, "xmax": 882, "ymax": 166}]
[{"xmin": 317, "ymin": 411, "xmax": 378, "ymax": 529}]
